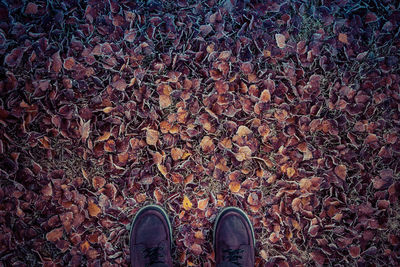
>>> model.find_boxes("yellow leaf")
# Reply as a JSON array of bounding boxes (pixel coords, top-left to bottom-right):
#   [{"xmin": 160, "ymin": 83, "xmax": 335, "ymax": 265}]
[
  {"xmin": 157, "ymin": 164, "xmax": 168, "ymax": 177},
  {"xmin": 260, "ymin": 90, "xmax": 271, "ymax": 102},
  {"xmin": 103, "ymin": 107, "xmax": 113, "ymax": 113},
  {"xmin": 286, "ymin": 167, "xmax": 296, "ymax": 178},
  {"xmin": 183, "ymin": 195, "xmax": 192, "ymax": 210}
]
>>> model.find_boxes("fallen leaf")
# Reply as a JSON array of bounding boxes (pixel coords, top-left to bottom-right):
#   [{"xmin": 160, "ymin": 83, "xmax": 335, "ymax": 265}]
[
  {"xmin": 159, "ymin": 95, "xmax": 172, "ymax": 108},
  {"xmin": 334, "ymin": 164, "xmax": 347, "ymax": 180},
  {"xmin": 197, "ymin": 198, "xmax": 209, "ymax": 210},
  {"xmin": 63, "ymin": 57, "xmax": 75, "ymax": 70},
  {"xmin": 286, "ymin": 167, "xmax": 296, "ymax": 178},
  {"xmin": 183, "ymin": 195, "xmax": 192, "ymax": 210},
  {"xmin": 46, "ymin": 227, "xmax": 63, "ymax": 242},
  {"xmin": 171, "ymin": 147, "xmax": 183, "ymax": 161},
  {"xmin": 237, "ymin": 125, "xmax": 252, "ymax": 137},
  {"xmin": 275, "ymin": 33, "xmax": 286, "ymax": 48},
  {"xmin": 260, "ymin": 90, "xmax": 271, "ymax": 102},
  {"xmin": 200, "ymin": 136, "xmax": 214, "ymax": 153},
  {"xmin": 88, "ymin": 202, "xmax": 101, "ymax": 217},
  {"xmin": 96, "ymin": 132, "xmax": 111, "ymax": 142},
  {"xmin": 146, "ymin": 129, "xmax": 159, "ymax": 146},
  {"xmin": 338, "ymin": 33, "xmax": 349, "ymax": 44},
  {"xmin": 229, "ymin": 181, "xmax": 241, "ymax": 193}
]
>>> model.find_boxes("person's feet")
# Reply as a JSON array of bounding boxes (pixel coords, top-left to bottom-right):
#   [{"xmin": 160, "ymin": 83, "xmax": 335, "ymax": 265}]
[
  {"xmin": 130, "ymin": 205, "xmax": 173, "ymax": 267},
  {"xmin": 214, "ymin": 207, "xmax": 255, "ymax": 267}
]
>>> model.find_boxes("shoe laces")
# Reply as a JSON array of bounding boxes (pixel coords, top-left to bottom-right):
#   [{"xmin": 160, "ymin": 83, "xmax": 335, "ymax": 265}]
[
  {"xmin": 223, "ymin": 248, "xmax": 244, "ymax": 266},
  {"xmin": 143, "ymin": 246, "xmax": 165, "ymax": 266}
]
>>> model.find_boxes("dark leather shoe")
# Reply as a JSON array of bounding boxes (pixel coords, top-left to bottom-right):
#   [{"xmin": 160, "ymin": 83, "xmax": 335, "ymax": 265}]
[
  {"xmin": 130, "ymin": 205, "xmax": 173, "ymax": 267},
  {"xmin": 214, "ymin": 207, "xmax": 255, "ymax": 267}
]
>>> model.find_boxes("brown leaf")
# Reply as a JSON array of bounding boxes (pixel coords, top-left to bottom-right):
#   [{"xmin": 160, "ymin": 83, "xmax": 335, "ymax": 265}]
[
  {"xmin": 25, "ymin": 2, "xmax": 38, "ymax": 15},
  {"xmin": 235, "ymin": 146, "xmax": 252, "ymax": 162},
  {"xmin": 96, "ymin": 132, "xmax": 111, "ymax": 142},
  {"xmin": 104, "ymin": 140, "xmax": 116, "ymax": 152},
  {"xmin": 112, "ymin": 79, "xmax": 127, "ymax": 91},
  {"xmin": 46, "ymin": 227, "xmax": 63, "ymax": 242},
  {"xmin": 80, "ymin": 240, "xmax": 90, "ymax": 254},
  {"xmin": 159, "ymin": 95, "xmax": 172, "ymax": 109},
  {"xmin": 191, "ymin": 243, "xmax": 202, "ymax": 255},
  {"xmin": 51, "ymin": 51, "xmax": 62, "ymax": 73},
  {"xmin": 171, "ymin": 147, "xmax": 183, "ymax": 161},
  {"xmin": 286, "ymin": 167, "xmax": 296, "ymax": 178},
  {"xmin": 88, "ymin": 202, "xmax": 101, "ymax": 217},
  {"xmin": 237, "ymin": 125, "xmax": 252, "ymax": 137},
  {"xmin": 334, "ymin": 164, "xmax": 347, "ymax": 180},
  {"xmin": 146, "ymin": 129, "xmax": 159, "ymax": 146},
  {"xmin": 80, "ymin": 119, "xmax": 91, "ymax": 143},
  {"xmin": 349, "ymin": 245, "xmax": 360, "ymax": 258},
  {"xmin": 200, "ymin": 136, "xmax": 214, "ymax": 153},
  {"xmin": 63, "ymin": 57, "xmax": 75, "ymax": 70},
  {"xmin": 41, "ymin": 183, "xmax": 53, "ymax": 196},
  {"xmin": 92, "ymin": 176, "xmax": 106, "ymax": 190},
  {"xmin": 260, "ymin": 90, "xmax": 271, "ymax": 102},
  {"xmin": 338, "ymin": 33, "xmax": 349, "ymax": 44},
  {"xmin": 310, "ymin": 251, "xmax": 325, "ymax": 265}
]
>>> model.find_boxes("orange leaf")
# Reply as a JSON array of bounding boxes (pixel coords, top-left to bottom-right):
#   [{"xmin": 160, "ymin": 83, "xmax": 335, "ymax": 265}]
[
  {"xmin": 197, "ymin": 198, "xmax": 209, "ymax": 211},
  {"xmin": 275, "ymin": 33, "xmax": 286, "ymax": 48},
  {"xmin": 182, "ymin": 195, "xmax": 192, "ymax": 210},
  {"xmin": 334, "ymin": 164, "xmax": 347, "ymax": 180},
  {"xmin": 46, "ymin": 227, "xmax": 63, "ymax": 242},
  {"xmin": 92, "ymin": 176, "xmax": 106, "ymax": 190},
  {"xmin": 159, "ymin": 95, "xmax": 172, "ymax": 108},
  {"xmin": 171, "ymin": 147, "xmax": 183, "ymax": 161},
  {"xmin": 146, "ymin": 129, "xmax": 159, "ymax": 146},
  {"xmin": 96, "ymin": 132, "xmax": 111, "ymax": 142},
  {"xmin": 229, "ymin": 181, "xmax": 241, "ymax": 193},
  {"xmin": 260, "ymin": 90, "xmax": 271, "ymax": 102},
  {"xmin": 88, "ymin": 202, "xmax": 101, "ymax": 217},
  {"xmin": 104, "ymin": 140, "xmax": 116, "ymax": 152},
  {"xmin": 338, "ymin": 33, "xmax": 349, "ymax": 44},
  {"xmin": 80, "ymin": 240, "xmax": 90, "ymax": 254}
]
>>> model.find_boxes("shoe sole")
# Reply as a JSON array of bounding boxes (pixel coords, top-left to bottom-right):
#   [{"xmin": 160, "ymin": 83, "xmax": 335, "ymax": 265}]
[
  {"xmin": 129, "ymin": 204, "xmax": 173, "ymax": 249},
  {"xmin": 213, "ymin": 206, "xmax": 256, "ymax": 251}
]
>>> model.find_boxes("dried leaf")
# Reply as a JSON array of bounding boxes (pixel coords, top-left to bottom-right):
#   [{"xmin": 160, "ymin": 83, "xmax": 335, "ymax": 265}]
[
  {"xmin": 146, "ymin": 129, "xmax": 159, "ymax": 146},
  {"xmin": 229, "ymin": 181, "xmax": 241, "ymax": 193},
  {"xmin": 159, "ymin": 95, "xmax": 172, "ymax": 108},
  {"xmin": 334, "ymin": 164, "xmax": 347, "ymax": 180},
  {"xmin": 46, "ymin": 227, "xmax": 63, "ymax": 242},
  {"xmin": 338, "ymin": 33, "xmax": 349, "ymax": 44},
  {"xmin": 197, "ymin": 198, "xmax": 209, "ymax": 211},
  {"xmin": 171, "ymin": 147, "xmax": 183, "ymax": 161},
  {"xmin": 88, "ymin": 202, "xmax": 101, "ymax": 217},
  {"xmin": 182, "ymin": 195, "xmax": 192, "ymax": 210},
  {"xmin": 275, "ymin": 33, "xmax": 286, "ymax": 48}
]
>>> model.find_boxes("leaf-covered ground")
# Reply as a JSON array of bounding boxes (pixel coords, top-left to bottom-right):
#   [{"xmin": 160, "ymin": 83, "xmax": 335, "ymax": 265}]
[{"xmin": 1, "ymin": 0, "xmax": 400, "ymax": 266}]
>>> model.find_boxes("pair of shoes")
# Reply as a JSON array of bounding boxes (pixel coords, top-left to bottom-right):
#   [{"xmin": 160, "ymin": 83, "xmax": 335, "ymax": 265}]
[{"xmin": 130, "ymin": 205, "xmax": 255, "ymax": 267}]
